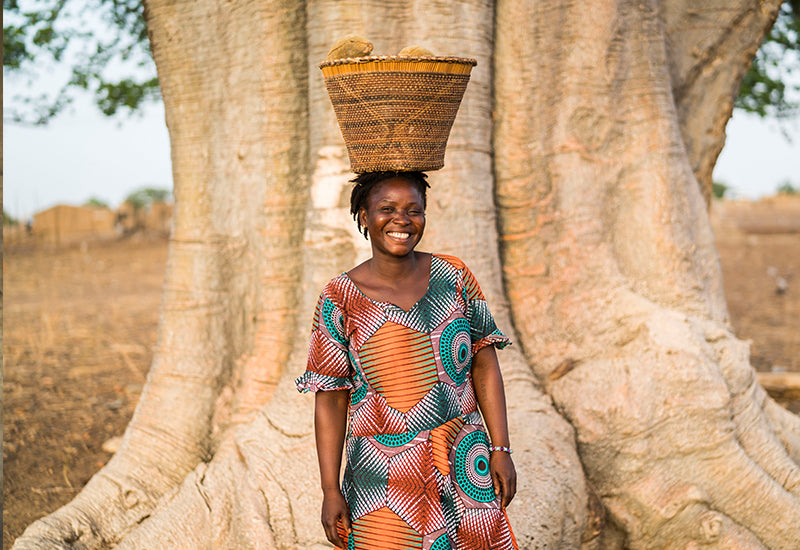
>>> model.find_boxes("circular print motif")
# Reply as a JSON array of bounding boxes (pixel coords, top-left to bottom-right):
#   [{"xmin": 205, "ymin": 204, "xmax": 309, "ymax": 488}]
[
  {"xmin": 454, "ymin": 430, "xmax": 495, "ymax": 503},
  {"xmin": 439, "ymin": 318, "xmax": 471, "ymax": 385},
  {"xmin": 322, "ymin": 297, "xmax": 347, "ymax": 344}
]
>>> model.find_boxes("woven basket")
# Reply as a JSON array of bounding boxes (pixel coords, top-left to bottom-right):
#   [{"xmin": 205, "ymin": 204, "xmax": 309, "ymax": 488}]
[{"xmin": 320, "ymin": 55, "xmax": 477, "ymax": 173}]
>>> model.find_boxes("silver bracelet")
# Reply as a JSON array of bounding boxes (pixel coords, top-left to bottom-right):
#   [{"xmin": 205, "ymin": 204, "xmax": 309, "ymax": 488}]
[{"xmin": 489, "ymin": 445, "xmax": 513, "ymax": 454}]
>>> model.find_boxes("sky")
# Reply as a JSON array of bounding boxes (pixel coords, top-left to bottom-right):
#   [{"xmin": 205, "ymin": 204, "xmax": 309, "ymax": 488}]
[
  {"xmin": 2, "ymin": 92, "xmax": 799, "ymax": 222},
  {"xmin": 4, "ymin": 97, "xmax": 173, "ymax": 221}
]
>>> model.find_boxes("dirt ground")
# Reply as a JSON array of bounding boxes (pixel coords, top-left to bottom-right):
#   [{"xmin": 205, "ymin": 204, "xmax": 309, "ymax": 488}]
[
  {"xmin": 3, "ymin": 238, "xmax": 167, "ymax": 546},
  {"xmin": 3, "ymin": 200, "xmax": 800, "ymax": 546},
  {"xmin": 711, "ymin": 198, "xmax": 800, "ymax": 378}
]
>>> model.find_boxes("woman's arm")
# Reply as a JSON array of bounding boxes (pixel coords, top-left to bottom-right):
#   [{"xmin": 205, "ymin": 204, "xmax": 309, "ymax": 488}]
[
  {"xmin": 471, "ymin": 345, "xmax": 517, "ymax": 508},
  {"xmin": 315, "ymin": 390, "xmax": 351, "ymax": 548}
]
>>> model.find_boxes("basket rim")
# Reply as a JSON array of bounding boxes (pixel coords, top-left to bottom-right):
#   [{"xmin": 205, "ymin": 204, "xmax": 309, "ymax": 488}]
[{"xmin": 319, "ymin": 54, "xmax": 477, "ymax": 70}]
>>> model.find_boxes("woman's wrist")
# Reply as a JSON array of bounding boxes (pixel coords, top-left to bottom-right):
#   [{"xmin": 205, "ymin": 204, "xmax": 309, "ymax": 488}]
[{"xmin": 489, "ymin": 445, "xmax": 513, "ymax": 454}]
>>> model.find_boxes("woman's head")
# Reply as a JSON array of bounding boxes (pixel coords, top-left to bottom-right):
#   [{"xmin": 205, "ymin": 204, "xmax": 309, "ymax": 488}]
[{"xmin": 350, "ymin": 171, "xmax": 429, "ymax": 239}]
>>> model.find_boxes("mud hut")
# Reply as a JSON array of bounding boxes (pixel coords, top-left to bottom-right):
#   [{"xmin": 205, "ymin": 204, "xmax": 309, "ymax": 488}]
[
  {"xmin": 115, "ymin": 200, "xmax": 173, "ymax": 237},
  {"xmin": 33, "ymin": 204, "xmax": 117, "ymax": 246},
  {"xmin": 142, "ymin": 201, "xmax": 173, "ymax": 237}
]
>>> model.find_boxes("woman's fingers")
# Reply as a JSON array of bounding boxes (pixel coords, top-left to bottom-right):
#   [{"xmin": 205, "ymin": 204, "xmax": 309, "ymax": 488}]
[
  {"xmin": 503, "ymin": 467, "xmax": 517, "ymax": 507},
  {"xmin": 324, "ymin": 513, "xmax": 346, "ymax": 549},
  {"xmin": 493, "ymin": 467, "xmax": 502, "ymax": 499},
  {"xmin": 341, "ymin": 507, "xmax": 352, "ymax": 537},
  {"xmin": 490, "ymin": 453, "xmax": 517, "ymax": 508},
  {"xmin": 333, "ymin": 506, "xmax": 352, "ymax": 548},
  {"xmin": 322, "ymin": 492, "xmax": 350, "ymax": 548}
]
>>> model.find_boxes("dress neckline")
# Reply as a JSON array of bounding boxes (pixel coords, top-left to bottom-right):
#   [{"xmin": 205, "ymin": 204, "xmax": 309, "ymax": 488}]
[{"xmin": 343, "ymin": 254, "xmax": 435, "ymax": 313}]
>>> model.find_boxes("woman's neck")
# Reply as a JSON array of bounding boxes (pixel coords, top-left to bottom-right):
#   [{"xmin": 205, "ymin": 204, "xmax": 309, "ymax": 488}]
[
  {"xmin": 368, "ymin": 251, "xmax": 421, "ymax": 284},
  {"xmin": 348, "ymin": 251, "xmax": 432, "ymax": 311}
]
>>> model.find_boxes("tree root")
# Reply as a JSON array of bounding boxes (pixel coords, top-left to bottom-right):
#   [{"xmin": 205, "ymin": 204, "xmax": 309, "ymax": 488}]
[
  {"xmin": 550, "ymin": 305, "xmax": 800, "ymax": 549},
  {"xmin": 763, "ymin": 398, "xmax": 800, "ymax": 465}
]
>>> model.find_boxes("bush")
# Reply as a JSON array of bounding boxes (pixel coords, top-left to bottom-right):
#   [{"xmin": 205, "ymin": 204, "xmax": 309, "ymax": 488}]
[
  {"xmin": 776, "ymin": 181, "xmax": 798, "ymax": 195},
  {"xmin": 4, "ymin": 209, "xmax": 19, "ymax": 226},
  {"xmin": 712, "ymin": 181, "xmax": 729, "ymax": 199},
  {"xmin": 84, "ymin": 197, "xmax": 109, "ymax": 208},
  {"xmin": 124, "ymin": 187, "xmax": 172, "ymax": 211}
]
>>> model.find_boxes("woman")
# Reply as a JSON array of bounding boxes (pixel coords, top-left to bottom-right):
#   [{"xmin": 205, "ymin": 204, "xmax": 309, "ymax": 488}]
[{"xmin": 296, "ymin": 170, "xmax": 517, "ymax": 549}]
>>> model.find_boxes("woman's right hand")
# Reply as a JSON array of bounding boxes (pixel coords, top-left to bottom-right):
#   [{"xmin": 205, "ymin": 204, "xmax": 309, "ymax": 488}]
[{"xmin": 321, "ymin": 489, "xmax": 351, "ymax": 549}]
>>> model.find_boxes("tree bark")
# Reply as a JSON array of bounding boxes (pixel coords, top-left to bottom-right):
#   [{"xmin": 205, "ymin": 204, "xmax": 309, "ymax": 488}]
[
  {"xmin": 12, "ymin": 0, "xmax": 798, "ymax": 549},
  {"xmin": 13, "ymin": 1, "xmax": 310, "ymax": 548},
  {"xmin": 494, "ymin": 0, "xmax": 798, "ymax": 547},
  {"xmin": 664, "ymin": 0, "xmax": 782, "ymax": 205}
]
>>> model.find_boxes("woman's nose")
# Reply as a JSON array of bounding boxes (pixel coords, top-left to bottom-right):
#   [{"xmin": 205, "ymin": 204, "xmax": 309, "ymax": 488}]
[{"xmin": 394, "ymin": 210, "xmax": 411, "ymax": 223}]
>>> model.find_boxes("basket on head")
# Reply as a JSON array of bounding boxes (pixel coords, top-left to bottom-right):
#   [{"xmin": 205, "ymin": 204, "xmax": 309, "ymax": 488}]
[{"xmin": 320, "ymin": 55, "xmax": 477, "ymax": 173}]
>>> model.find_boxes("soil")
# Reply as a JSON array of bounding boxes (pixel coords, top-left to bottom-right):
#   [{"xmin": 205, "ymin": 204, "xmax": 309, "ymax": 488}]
[
  {"xmin": 3, "ymin": 238, "xmax": 167, "ymax": 546},
  {"xmin": 3, "ymin": 200, "xmax": 799, "ymax": 546},
  {"xmin": 711, "ymin": 198, "xmax": 800, "ymax": 381}
]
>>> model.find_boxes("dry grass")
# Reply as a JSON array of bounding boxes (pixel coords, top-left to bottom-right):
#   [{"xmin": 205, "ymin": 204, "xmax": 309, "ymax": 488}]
[
  {"xmin": 3, "ymin": 239, "xmax": 167, "ymax": 546},
  {"xmin": 711, "ymin": 198, "xmax": 800, "ymax": 382}
]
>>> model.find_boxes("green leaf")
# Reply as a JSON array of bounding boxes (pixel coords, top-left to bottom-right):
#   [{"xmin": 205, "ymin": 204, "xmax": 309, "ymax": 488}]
[
  {"xmin": 4, "ymin": 0, "xmax": 159, "ymax": 124},
  {"xmin": 84, "ymin": 197, "xmax": 110, "ymax": 208},
  {"xmin": 735, "ymin": 0, "xmax": 800, "ymax": 122},
  {"xmin": 32, "ymin": 25, "xmax": 55, "ymax": 46}
]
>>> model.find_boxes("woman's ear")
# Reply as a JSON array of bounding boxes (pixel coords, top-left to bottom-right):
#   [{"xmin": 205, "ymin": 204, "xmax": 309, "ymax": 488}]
[{"xmin": 359, "ymin": 208, "xmax": 370, "ymax": 240}]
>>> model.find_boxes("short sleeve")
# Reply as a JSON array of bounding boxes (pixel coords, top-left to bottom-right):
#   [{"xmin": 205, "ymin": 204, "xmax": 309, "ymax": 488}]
[
  {"xmin": 460, "ymin": 264, "xmax": 511, "ymax": 355},
  {"xmin": 295, "ymin": 292, "xmax": 353, "ymax": 393}
]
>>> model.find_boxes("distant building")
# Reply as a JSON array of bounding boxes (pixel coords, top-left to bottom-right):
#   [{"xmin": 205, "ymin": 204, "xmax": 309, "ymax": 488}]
[
  {"xmin": 33, "ymin": 204, "xmax": 118, "ymax": 246},
  {"xmin": 712, "ymin": 194, "xmax": 800, "ymax": 234},
  {"xmin": 142, "ymin": 200, "xmax": 173, "ymax": 237},
  {"xmin": 116, "ymin": 201, "xmax": 173, "ymax": 237}
]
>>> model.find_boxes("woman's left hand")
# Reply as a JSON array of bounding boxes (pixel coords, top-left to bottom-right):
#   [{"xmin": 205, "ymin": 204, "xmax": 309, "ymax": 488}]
[{"xmin": 490, "ymin": 451, "xmax": 517, "ymax": 508}]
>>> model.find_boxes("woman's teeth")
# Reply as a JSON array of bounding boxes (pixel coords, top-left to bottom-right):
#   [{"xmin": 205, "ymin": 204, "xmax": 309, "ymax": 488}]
[{"xmin": 388, "ymin": 232, "xmax": 410, "ymax": 239}]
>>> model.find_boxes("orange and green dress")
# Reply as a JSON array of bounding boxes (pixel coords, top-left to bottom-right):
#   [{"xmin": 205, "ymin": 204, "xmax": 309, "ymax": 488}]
[{"xmin": 296, "ymin": 254, "xmax": 517, "ymax": 550}]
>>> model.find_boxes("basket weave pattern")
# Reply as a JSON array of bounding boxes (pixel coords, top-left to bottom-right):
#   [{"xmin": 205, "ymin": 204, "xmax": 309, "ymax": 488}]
[{"xmin": 321, "ymin": 56, "xmax": 476, "ymax": 173}]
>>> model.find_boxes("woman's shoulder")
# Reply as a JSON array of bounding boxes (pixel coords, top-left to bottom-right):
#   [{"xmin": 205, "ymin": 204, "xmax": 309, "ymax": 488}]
[
  {"xmin": 431, "ymin": 253, "xmax": 478, "ymax": 281},
  {"xmin": 431, "ymin": 253, "xmax": 466, "ymax": 271},
  {"xmin": 318, "ymin": 272, "xmax": 352, "ymax": 305},
  {"xmin": 431, "ymin": 254, "xmax": 483, "ymax": 300},
  {"xmin": 318, "ymin": 270, "xmax": 382, "ymax": 313}
]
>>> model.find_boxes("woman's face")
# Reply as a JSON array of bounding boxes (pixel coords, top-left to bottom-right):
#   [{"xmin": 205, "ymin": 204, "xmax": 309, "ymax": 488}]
[{"xmin": 360, "ymin": 177, "xmax": 426, "ymax": 259}]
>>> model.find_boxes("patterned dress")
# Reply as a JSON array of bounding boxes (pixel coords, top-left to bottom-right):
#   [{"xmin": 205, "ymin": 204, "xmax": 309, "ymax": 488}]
[{"xmin": 296, "ymin": 254, "xmax": 517, "ymax": 550}]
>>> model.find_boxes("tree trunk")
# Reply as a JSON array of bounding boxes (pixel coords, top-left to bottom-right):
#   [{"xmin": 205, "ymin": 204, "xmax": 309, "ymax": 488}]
[
  {"xmin": 12, "ymin": 0, "xmax": 798, "ymax": 549},
  {"xmin": 494, "ymin": 0, "xmax": 799, "ymax": 547}
]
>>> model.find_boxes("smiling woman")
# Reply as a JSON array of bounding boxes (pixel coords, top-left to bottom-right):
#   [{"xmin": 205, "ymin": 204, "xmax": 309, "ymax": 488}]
[
  {"xmin": 348, "ymin": 175, "xmax": 430, "ymax": 311},
  {"xmin": 296, "ymin": 176, "xmax": 518, "ymax": 548},
  {"xmin": 293, "ymin": 41, "xmax": 518, "ymax": 550}
]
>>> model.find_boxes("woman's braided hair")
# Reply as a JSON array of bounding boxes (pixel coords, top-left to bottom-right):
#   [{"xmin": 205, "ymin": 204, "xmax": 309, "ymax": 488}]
[{"xmin": 349, "ymin": 171, "xmax": 430, "ymax": 239}]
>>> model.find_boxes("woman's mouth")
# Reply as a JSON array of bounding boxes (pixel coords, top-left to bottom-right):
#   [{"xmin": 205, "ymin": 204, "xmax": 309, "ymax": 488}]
[{"xmin": 387, "ymin": 231, "xmax": 411, "ymax": 240}]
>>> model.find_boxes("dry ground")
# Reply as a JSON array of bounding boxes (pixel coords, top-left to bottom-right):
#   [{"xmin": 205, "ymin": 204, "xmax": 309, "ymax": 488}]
[
  {"xmin": 711, "ymin": 198, "xmax": 800, "ymax": 378},
  {"xmin": 3, "ymin": 238, "xmax": 167, "ymax": 546},
  {"xmin": 3, "ymin": 200, "xmax": 800, "ymax": 546}
]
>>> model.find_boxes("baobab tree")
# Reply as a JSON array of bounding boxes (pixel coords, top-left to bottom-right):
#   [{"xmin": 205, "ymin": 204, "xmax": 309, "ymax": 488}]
[{"xmin": 12, "ymin": 0, "xmax": 800, "ymax": 548}]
